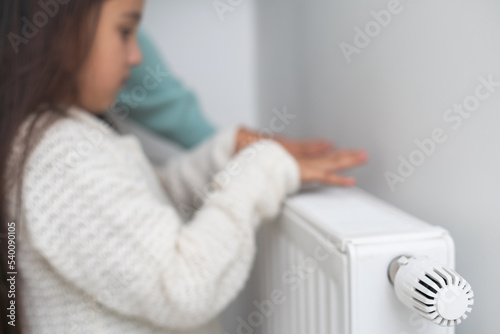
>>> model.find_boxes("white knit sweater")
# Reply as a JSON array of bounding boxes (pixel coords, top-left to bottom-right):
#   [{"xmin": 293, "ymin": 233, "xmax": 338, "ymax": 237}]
[{"xmin": 7, "ymin": 105, "xmax": 301, "ymax": 334}]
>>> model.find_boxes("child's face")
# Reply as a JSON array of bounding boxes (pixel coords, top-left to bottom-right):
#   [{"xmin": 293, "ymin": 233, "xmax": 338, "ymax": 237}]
[{"xmin": 77, "ymin": 0, "xmax": 145, "ymax": 113}]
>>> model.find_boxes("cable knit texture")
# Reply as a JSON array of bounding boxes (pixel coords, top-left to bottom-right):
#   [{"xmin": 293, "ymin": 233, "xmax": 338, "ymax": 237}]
[{"xmin": 6, "ymin": 105, "xmax": 301, "ymax": 334}]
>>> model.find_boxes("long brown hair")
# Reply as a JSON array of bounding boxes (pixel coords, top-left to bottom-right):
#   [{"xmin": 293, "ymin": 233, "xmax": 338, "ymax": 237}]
[{"xmin": 0, "ymin": 1, "xmax": 106, "ymax": 332}]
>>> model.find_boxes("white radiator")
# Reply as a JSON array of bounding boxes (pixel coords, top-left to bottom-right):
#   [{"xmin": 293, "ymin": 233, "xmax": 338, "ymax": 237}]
[{"xmin": 251, "ymin": 187, "xmax": 473, "ymax": 334}]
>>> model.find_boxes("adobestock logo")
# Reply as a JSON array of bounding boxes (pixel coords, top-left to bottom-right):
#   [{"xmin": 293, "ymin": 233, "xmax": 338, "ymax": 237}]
[
  {"xmin": 7, "ymin": 0, "xmax": 72, "ymax": 54},
  {"xmin": 385, "ymin": 74, "xmax": 500, "ymax": 192},
  {"xmin": 213, "ymin": 0, "xmax": 246, "ymax": 21}
]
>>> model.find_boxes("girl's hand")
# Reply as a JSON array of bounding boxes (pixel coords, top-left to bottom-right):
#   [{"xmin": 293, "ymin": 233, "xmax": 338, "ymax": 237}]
[
  {"xmin": 274, "ymin": 135, "xmax": 333, "ymax": 158},
  {"xmin": 296, "ymin": 149, "xmax": 368, "ymax": 187},
  {"xmin": 234, "ymin": 127, "xmax": 369, "ymax": 187},
  {"xmin": 234, "ymin": 127, "xmax": 334, "ymax": 159}
]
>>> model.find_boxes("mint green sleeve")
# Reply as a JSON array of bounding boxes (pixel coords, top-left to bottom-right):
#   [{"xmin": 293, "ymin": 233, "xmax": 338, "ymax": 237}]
[{"xmin": 115, "ymin": 28, "xmax": 216, "ymax": 149}]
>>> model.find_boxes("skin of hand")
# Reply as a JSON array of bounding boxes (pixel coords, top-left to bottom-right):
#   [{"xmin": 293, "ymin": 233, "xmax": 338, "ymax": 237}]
[
  {"xmin": 234, "ymin": 126, "xmax": 369, "ymax": 187},
  {"xmin": 234, "ymin": 127, "xmax": 334, "ymax": 158}
]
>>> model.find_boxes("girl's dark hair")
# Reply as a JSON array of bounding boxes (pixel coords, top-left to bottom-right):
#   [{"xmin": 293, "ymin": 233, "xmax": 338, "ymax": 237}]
[{"xmin": 0, "ymin": 1, "xmax": 106, "ymax": 332}]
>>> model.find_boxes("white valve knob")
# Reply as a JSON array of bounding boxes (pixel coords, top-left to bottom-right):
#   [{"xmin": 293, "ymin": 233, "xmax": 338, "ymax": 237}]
[{"xmin": 388, "ymin": 255, "xmax": 474, "ymax": 327}]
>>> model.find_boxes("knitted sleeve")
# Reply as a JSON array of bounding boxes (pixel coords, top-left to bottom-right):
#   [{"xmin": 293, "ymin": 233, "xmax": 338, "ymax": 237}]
[
  {"xmin": 21, "ymin": 122, "xmax": 300, "ymax": 330},
  {"xmin": 153, "ymin": 126, "xmax": 241, "ymax": 219}
]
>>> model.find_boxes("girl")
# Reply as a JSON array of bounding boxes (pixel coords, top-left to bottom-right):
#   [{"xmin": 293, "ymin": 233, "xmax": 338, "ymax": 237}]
[{"xmin": 0, "ymin": 1, "xmax": 368, "ymax": 333}]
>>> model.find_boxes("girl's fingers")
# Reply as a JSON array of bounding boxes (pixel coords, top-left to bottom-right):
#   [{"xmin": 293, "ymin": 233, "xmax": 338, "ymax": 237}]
[
  {"xmin": 297, "ymin": 139, "xmax": 334, "ymax": 152},
  {"xmin": 276, "ymin": 137, "xmax": 335, "ymax": 158},
  {"xmin": 301, "ymin": 139, "xmax": 334, "ymax": 155},
  {"xmin": 328, "ymin": 150, "xmax": 368, "ymax": 171},
  {"xmin": 297, "ymin": 147, "xmax": 368, "ymax": 187}
]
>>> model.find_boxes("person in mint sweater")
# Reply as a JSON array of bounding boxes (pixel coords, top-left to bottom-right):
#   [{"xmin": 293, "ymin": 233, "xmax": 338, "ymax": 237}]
[
  {"xmin": 116, "ymin": 28, "xmax": 349, "ymax": 161},
  {"xmin": 115, "ymin": 28, "xmax": 215, "ymax": 149}
]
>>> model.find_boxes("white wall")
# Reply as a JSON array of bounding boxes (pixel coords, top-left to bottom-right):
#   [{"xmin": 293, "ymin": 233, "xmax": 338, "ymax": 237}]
[
  {"xmin": 257, "ymin": 0, "xmax": 500, "ymax": 332},
  {"xmin": 141, "ymin": 0, "xmax": 258, "ymax": 129}
]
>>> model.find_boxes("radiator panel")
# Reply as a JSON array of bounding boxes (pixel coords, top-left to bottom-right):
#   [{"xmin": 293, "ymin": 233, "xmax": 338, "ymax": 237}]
[{"xmin": 251, "ymin": 187, "xmax": 456, "ymax": 334}]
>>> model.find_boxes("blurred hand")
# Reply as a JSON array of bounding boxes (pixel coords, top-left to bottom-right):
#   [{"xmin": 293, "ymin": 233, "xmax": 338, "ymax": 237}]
[
  {"xmin": 296, "ymin": 149, "xmax": 368, "ymax": 187},
  {"xmin": 234, "ymin": 127, "xmax": 334, "ymax": 159},
  {"xmin": 234, "ymin": 127, "xmax": 369, "ymax": 187}
]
